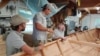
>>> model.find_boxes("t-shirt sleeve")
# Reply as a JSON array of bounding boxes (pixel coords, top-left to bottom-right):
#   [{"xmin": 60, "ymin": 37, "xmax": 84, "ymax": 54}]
[
  {"xmin": 34, "ymin": 14, "xmax": 42, "ymax": 24},
  {"xmin": 11, "ymin": 35, "xmax": 26, "ymax": 49}
]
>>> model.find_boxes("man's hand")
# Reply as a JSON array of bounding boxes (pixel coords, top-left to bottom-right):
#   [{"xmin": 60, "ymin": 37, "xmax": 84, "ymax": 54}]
[
  {"xmin": 38, "ymin": 44, "xmax": 44, "ymax": 50},
  {"xmin": 47, "ymin": 28, "xmax": 54, "ymax": 33},
  {"xmin": 22, "ymin": 44, "xmax": 34, "ymax": 55},
  {"xmin": 61, "ymin": 37, "xmax": 66, "ymax": 42},
  {"xmin": 35, "ymin": 43, "xmax": 44, "ymax": 51}
]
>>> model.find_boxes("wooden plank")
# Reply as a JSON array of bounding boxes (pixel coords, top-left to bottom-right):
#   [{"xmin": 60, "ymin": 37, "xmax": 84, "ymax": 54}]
[
  {"xmin": 42, "ymin": 41, "xmax": 62, "ymax": 56},
  {"xmin": 63, "ymin": 48, "xmax": 75, "ymax": 56},
  {"xmin": 56, "ymin": 35, "xmax": 82, "ymax": 56},
  {"xmin": 83, "ymin": 31, "xmax": 94, "ymax": 42},
  {"xmin": 70, "ymin": 46, "xmax": 98, "ymax": 56},
  {"xmin": 88, "ymin": 29, "xmax": 99, "ymax": 41},
  {"xmin": 69, "ymin": 34, "xmax": 79, "ymax": 41},
  {"xmin": 78, "ymin": 46, "xmax": 93, "ymax": 53},
  {"xmin": 76, "ymin": 32, "xmax": 88, "ymax": 41},
  {"xmin": 0, "ymin": 42, "xmax": 6, "ymax": 56},
  {"xmin": 87, "ymin": 48, "xmax": 99, "ymax": 56},
  {"xmin": 68, "ymin": 34, "xmax": 81, "ymax": 48},
  {"xmin": 12, "ymin": 51, "xmax": 42, "ymax": 56},
  {"xmin": 57, "ymin": 38, "xmax": 74, "ymax": 56},
  {"xmin": 63, "ymin": 45, "xmax": 93, "ymax": 56},
  {"xmin": 97, "ymin": 52, "xmax": 100, "ymax": 56},
  {"xmin": 69, "ymin": 40, "xmax": 100, "ymax": 48}
]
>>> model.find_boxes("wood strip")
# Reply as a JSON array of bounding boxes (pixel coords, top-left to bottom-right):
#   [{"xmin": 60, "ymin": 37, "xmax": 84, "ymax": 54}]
[
  {"xmin": 75, "ymin": 32, "xmax": 88, "ymax": 41},
  {"xmin": 69, "ymin": 40, "xmax": 100, "ymax": 48},
  {"xmin": 42, "ymin": 41, "xmax": 62, "ymax": 56}
]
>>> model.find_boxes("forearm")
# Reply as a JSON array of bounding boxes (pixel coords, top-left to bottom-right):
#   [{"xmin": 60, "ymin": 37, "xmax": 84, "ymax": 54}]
[
  {"xmin": 22, "ymin": 45, "xmax": 34, "ymax": 55},
  {"xmin": 35, "ymin": 23, "xmax": 48, "ymax": 31}
]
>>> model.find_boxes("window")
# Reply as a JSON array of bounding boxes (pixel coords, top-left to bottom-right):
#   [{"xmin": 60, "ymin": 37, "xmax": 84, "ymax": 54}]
[{"xmin": 24, "ymin": 20, "xmax": 33, "ymax": 34}]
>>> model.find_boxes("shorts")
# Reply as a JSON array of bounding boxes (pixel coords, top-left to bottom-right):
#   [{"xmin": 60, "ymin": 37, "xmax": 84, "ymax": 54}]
[{"xmin": 33, "ymin": 39, "xmax": 47, "ymax": 47}]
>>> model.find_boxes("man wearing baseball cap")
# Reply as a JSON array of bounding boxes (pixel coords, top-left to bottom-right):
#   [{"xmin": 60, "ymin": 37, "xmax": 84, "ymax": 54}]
[
  {"xmin": 6, "ymin": 15, "xmax": 42, "ymax": 56},
  {"xmin": 33, "ymin": 3, "xmax": 54, "ymax": 46}
]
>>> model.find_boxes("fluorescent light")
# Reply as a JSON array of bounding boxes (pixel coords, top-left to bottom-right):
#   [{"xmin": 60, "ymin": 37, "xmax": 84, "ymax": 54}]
[{"xmin": 19, "ymin": 10, "xmax": 32, "ymax": 15}]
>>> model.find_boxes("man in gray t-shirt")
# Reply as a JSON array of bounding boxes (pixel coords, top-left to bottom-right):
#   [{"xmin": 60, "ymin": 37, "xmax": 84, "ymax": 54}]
[
  {"xmin": 33, "ymin": 3, "xmax": 53, "ymax": 46},
  {"xmin": 6, "ymin": 15, "xmax": 35, "ymax": 56},
  {"xmin": 6, "ymin": 30, "xmax": 25, "ymax": 56}
]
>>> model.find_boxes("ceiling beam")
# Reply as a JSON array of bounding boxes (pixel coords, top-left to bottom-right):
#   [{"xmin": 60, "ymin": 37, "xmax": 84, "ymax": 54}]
[{"xmin": 78, "ymin": 0, "xmax": 100, "ymax": 8}]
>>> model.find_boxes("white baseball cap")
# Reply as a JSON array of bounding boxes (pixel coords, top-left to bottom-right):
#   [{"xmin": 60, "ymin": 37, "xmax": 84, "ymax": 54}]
[
  {"xmin": 42, "ymin": 3, "xmax": 58, "ymax": 12},
  {"xmin": 10, "ymin": 15, "xmax": 29, "ymax": 26}
]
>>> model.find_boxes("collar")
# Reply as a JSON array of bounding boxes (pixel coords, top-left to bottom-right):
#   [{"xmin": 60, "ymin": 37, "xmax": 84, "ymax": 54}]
[
  {"xmin": 12, "ymin": 30, "xmax": 23, "ymax": 37},
  {"xmin": 41, "ymin": 11, "xmax": 47, "ymax": 17}
]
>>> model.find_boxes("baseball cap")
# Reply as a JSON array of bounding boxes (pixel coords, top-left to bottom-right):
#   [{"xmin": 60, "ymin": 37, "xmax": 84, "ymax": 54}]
[
  {"xmin": 10, "ymin": 15, "xmax": 29, "ymax": 26},
  {"xmin": 43, "ymin": 3, "xmax": 66, "ymax": 17},
  {"xmin": 42, "ymin": 3, "xmax": 57, "ymax": 11}
]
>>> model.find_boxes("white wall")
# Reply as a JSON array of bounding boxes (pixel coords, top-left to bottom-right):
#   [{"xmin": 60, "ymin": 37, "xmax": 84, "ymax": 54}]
[
  {"xmin": 65, "ymin": 16, "xmax": 80, "ymax": 34},
  {"xmin": 81, "ymin": 14, "xmax": 100, "ymax": 29},
  {"xmin": 65, "ymin": 14, "xmax": 100, "ymax": 30},
  {"xmin": 65, "ymin": 16, "xmax": 79, "ymax": 26}
]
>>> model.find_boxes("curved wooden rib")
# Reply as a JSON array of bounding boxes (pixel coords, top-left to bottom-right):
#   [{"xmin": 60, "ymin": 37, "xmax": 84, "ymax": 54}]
[{"xmin": 0, "ymin": 0, "xmax": 10, "ymax": 9}]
